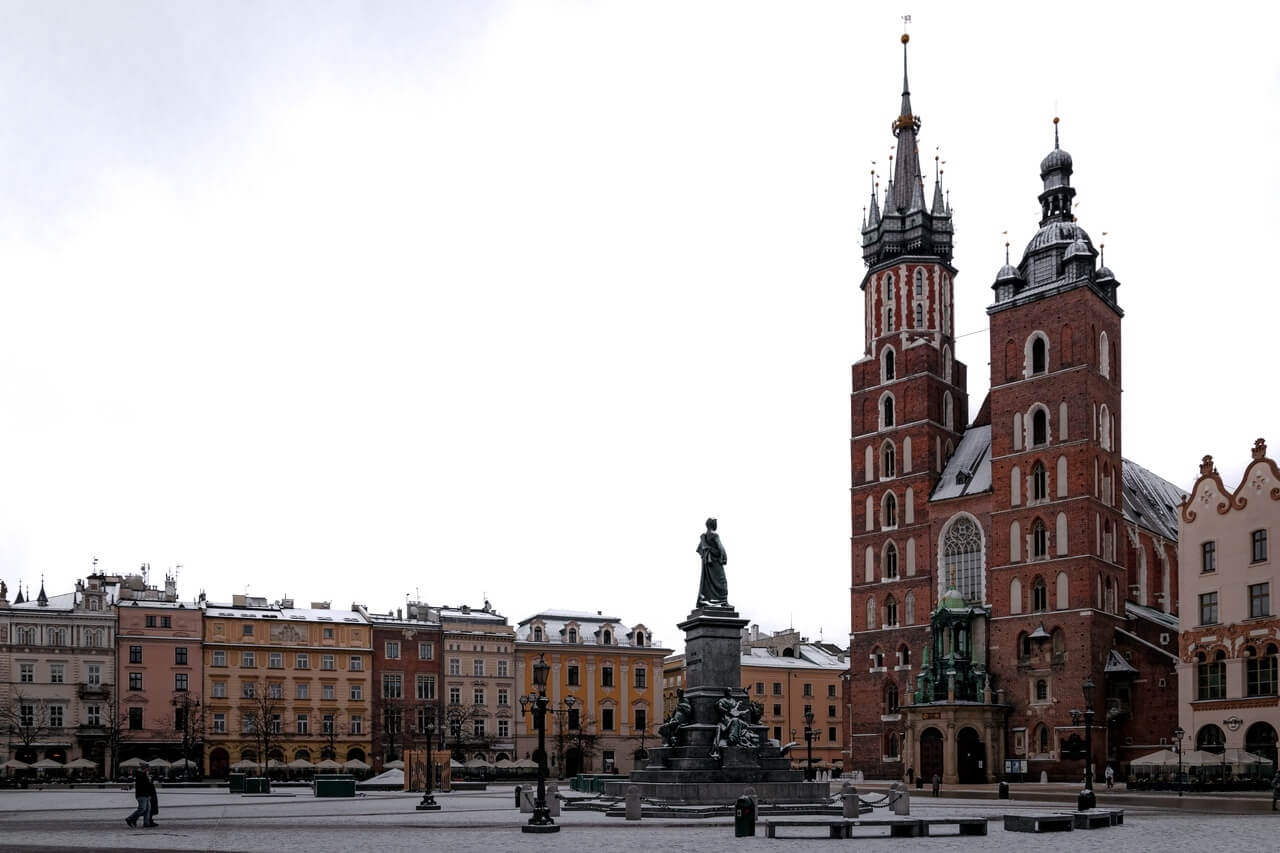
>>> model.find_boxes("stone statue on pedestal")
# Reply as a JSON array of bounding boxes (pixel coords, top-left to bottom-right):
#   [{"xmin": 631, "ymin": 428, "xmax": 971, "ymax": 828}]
[
  {"xmin": 659, "ymin": 688, "xmax": 692, "ymax": 746},
  {"xmin": 710, "ymin": 688, "xmax": 759, "ymax": 759},
  {"xmin": 696, "ymin": 518, "xmax": 729, "ymax": 608}
]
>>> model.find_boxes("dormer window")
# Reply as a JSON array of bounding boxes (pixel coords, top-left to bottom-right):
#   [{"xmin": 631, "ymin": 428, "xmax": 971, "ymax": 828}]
[
  {"xmin": 567, "ymin": 627, "xmax": 578, "ymax": 644},
  {"xmin": 532, "ymin": 626, "xmax": 544, "ymax": 642},
  {"xmin": 602, "ymin": 629, "xmax": 612, "ymax": 645},
  {"xmin": 634, "ymin": 631, "xmax": 645, "ymax": 647}
]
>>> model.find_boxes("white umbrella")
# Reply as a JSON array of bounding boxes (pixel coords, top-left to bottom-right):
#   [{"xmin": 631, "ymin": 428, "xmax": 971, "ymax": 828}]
[
  {"xmin": 170, "ymin": 758, "xmax": 197, "ymax": 769},
  {"xmin": 512, "ymin": 758, "xmax": 538, "ymax": 769},
  {"xmin": 119, "ymin": 757, "xmax": 147, "ymax": 769},
  {"xmin": 464, "ymin": 757, "xmax": 492, "ymax": 768},
  {"xmin": 383, "ymin": 759, "xmax": 404, "ymax": 769},
  {"xmin": 1, "ymin": 759, "xmax": 30, "ymax": 770},
  {"xmin": 449, "ymin": 759, "xmax": 463, "ymax": 768},
  {"xmin": 1129, "ymin": 748, "xmax": 1179, "ymax": 767},
  {"xmin": 287, "ymin": 759, "xmax": 315, "ymax": 769},
  {"xmin": 342, "ymin": 758, "xmax": 370, "ymax": 771},
  {"xmin": 494, "ymin": 759, "xmax": 515, "ymax": 769},
  {"xmin": 32, "ymin": 759, "xmax": 65, "ymax": 770},
  {"xmin": 66, "ymin": 758, "xmax": 98, "ymax": 769},
  {"xmin": 314, "ymin": 759, "xmax": 343, "ymax": 770},
  {"xmin": 266, "ymin": 759, "xmax": 286, "ymax": 769},
  {"xmin": 230, "ymin": 759, "xmax": 258, "ymax": 770},
  {"xmin": 145, "ymin": 758, "xmax": 172, "ymax": 769}
]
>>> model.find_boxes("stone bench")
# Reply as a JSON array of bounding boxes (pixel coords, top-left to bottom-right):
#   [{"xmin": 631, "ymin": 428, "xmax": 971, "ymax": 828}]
[
  {"xmin": 1072, "ymin": 808, "xmax": 1124, "ymax": 829},
  {"xmin": 919, "ymin": 817, "xmax": 988, "ymax": 836},
  {"xmin": 764, "ymin": 819, "xmax": 855, "ymax": 839},
  {"xmin": 763, "ymin": 818, "xmax": 928, "ymax": 839},
  {"xmin": 1003, "ymin": 813, "xmax": 1074, "ymax": 833}
]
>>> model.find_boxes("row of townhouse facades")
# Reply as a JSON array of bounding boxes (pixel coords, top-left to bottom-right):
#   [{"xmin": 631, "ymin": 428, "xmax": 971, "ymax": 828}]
[{"xmin": 2, "ymin": 578, "xmax": 668, "ymax": 777}]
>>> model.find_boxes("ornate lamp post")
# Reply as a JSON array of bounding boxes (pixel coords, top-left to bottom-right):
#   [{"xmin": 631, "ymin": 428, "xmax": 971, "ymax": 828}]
[
  {"xmin": 519, "ymin": 654, "xmax": 559, "ymax": 833},
  {"xmin": 416, "ymin": 705, "xmax": 440, "ymax": 811},
  {"xmin": 1173, "ymin": 727, "xmax": 1185, "ymax": 798},
  {"xmin": 803, "ymin": 709, "xmax": 816, "ymax": 782},
  {"xmin": 1078, "ymin": 677, "xmax": 1096, "ymax": 810}
]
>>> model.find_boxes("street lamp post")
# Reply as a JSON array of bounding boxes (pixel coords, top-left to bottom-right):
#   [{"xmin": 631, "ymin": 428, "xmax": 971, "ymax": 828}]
[
  {"xmin": 416, "ymin": 705, "xmax": 440, "ymax": 811},
  {"xmin": 519, "ymin": 655, "xmax": 559, "ymax": 834},
  {"xmin": 1173, "ymin": 727, "xmax": 1185, "ymax": 798},
  {"xmin": 1078, "ymin": 677, "xmax": 1096, "ymax": 811},
  {"xmin": 803, "ymin": 710, "xmax": 816, "ymax": 782}
]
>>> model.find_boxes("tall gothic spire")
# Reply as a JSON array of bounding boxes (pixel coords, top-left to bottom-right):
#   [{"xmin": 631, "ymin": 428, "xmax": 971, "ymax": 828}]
[{"xmin": 890, "ymin": 33, "xmax": 924, "ymax": 214}]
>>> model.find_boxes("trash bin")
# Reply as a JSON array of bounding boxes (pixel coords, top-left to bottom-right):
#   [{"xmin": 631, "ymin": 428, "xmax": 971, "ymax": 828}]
[
  {"xmin": 998, "ymin": 781, "xmax": 1009, "ymax": 799},
  {"xmin": 244, "ymin": 777, "xmax": 270, "ymax": 794},
  {"xmin": 915, "ymin": 776, "xmax": 923, "ymax": 790},
  {"xmin": 514, "ymin": 785, "xmax": 522, "ymax": 807},
  {"xmin": 313, "ymin": 775, "xmax": 355, "ymax": 797},
  {"xmin": 228, "ymin": 772, "xmax": 246, "ymax": 793},
  {"xmin": 734, "ymin": 794, "xmax": 756, "ymax": 837}
]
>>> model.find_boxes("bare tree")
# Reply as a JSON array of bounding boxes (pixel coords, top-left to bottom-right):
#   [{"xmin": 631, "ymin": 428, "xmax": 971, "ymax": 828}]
[
  {"xmin": 445, "ymin": 701, "xmax": 487, "ymax": 760},
  {"xmin": 375, "ymin": 698, "xmax": 412, "ymax": 764},
  {"xmin": 320, "ymin": 709, "xmax": 347, "ymax": 762},
  {"xmin": 240, "ymin": 681, "xmax": 284, "ymax": 776},
  {"xmin": 2, "ymin": 692, "xmax": 50, "ymax": 760},
  {"xmin": 157, "ymin": 693, "xmax": 206, "ymax": 778}
]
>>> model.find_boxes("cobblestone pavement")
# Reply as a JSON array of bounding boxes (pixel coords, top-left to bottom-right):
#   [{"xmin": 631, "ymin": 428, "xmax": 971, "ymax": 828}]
[{"xmin": 0, "ymin": 785, "xmax": 1276, "ymax": 852}]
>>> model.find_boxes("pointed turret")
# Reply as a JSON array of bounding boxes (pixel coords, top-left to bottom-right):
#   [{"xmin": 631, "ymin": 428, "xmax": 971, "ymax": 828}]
[
  {"xmin": 866, "ymin": 171, "xmax": 881, "ymax": 229},
  {"xmin": 14, "ymin": 583, "xmax": 25, "ymax": 605},
  {"xmin": 37, "ymin": 579, "xmax": 48, "ymax": 607},
  {"xmin": 889, "ymin": 34, "xmax": 924, "ymax": 214}
]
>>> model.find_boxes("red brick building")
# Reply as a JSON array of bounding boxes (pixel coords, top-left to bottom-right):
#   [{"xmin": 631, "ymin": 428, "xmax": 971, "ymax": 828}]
[
  {"xmin": 845, "ymin": 34, "xmax": 1183, "ymax": 784},
  {"xmin": 357, "ymin": 601, "xmax": 442, "ymax": 772}
]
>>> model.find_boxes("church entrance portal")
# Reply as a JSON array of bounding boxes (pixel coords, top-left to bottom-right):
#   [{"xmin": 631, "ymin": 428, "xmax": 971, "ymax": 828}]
[
  {"xmin": 956, "ymin": 727, "xmax": 985, "ymax": 784},
  {"xmin": 919, "ymin": 728, "xmax": 943, "ymax": 782}
]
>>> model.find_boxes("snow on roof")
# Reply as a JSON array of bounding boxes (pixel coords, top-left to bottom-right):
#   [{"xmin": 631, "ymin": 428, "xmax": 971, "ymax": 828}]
[
  {"xmin": 10, "ymin": 591, "xmax": 77, "ymax": 611},
  {"xmin": 1125, "ymin": 600, "xmax": 1179, "ymax": 632},
  {"xmin": 513, "ymin": 611, "xmax": 663, "ymax": 649},
  {"xmin": 739, "ymin": 645, "xmax": 847, "ymax": 671},
  {"xmin": 1122, "ymin": 458, "xmax": 1186, "ymax": 541},
  {"xmin": 930, "ymin": 425, "xmax": 993, "ymax": 501}
]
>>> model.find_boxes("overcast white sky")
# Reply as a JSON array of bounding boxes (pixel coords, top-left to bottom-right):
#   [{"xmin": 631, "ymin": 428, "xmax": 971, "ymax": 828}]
[{"xmin": 1, "ymin": 1, "xmax": 1276, "ymax": 649}]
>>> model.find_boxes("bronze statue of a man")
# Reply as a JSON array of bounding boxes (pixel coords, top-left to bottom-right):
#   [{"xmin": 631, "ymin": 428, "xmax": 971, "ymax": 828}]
[{"xmin": 696, "ymin": 517, "xmax": 729, "ymax": 608}]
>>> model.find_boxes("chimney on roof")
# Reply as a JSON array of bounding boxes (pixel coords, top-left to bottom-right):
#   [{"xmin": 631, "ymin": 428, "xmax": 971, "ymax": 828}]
[
  {"xmin": 232, "ymin": 594, "xmax": 246, "ymax": 607},
  {"xmin": 311, "ymin": 601, "xmax": 329, "ymax": 610},
  {"xmin": 397, "ymin": 608, "xmax": 403, "ymax": 619}
]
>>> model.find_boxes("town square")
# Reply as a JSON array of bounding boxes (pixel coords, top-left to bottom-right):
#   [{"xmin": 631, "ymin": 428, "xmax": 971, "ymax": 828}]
[{"xmin": 2, "ymin": 1, "xmax": 1279, "ymax": 849}]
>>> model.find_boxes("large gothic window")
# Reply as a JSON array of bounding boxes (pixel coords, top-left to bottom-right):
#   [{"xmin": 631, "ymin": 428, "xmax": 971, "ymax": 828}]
[
  {"xmin": 883, "ymin": 348, "xmax": 895, "ymax": 382},
  {"xmin": 884, "ymin": 542, "xmax": 899, "ymax": 578},
  {"xmin": 1032, "ymin": 409, "xmax": 1048, "ymax": 446},
  {"xmin": 914, "ymin": 304, "xmax": 923, "ymax": 327},
  {"xmin": 882, "ymin": 395, "xmax": 895, "ymax": 428},
  {"xmin": 1031, "ymin": 462, "xmax": 1047, "ymax": 501},
  {"xmin": 940, "ymin": 515, "xmax": 984, "ymax": 603},
  {"xmin": 1031, "ymin": 337, "xmax": 1047, "ymax": 374},
  {"xmin": 1032, "ymin": 518, "xmax": 1048, "ymax": 559}
]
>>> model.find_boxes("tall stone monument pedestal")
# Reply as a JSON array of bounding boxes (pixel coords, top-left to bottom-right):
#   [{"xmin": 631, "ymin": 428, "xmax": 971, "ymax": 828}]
[{"xmin": 602, "ymin": 606, "xmax": 826, "ymax": 804}]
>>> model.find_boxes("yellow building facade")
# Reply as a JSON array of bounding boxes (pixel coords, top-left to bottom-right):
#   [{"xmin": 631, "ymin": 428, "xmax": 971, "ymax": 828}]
[
  {"xmin": 515, "ymin": 610, "xmax": 669, "ymax": 776},
  {"xmin": 202, "ymin": 597, "xmax": 372, "ymax": 776}
]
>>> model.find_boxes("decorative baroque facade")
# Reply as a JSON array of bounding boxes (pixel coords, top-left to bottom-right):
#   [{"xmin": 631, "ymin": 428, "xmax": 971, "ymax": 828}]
[
  {"xmin": 515, "ymin": 609, "xmax": 668, "ymax": 776},
  {"xmin": 1177, "ymin": 440, "xmax": 1280, "ymax": 764},
  {"xmin": 846, "ymin": 33, "xmax": 1185, "ymax": 784}
]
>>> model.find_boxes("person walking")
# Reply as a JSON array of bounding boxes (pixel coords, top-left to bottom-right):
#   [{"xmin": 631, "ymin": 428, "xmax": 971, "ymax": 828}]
[
  {"xmin": 1271, "ymin": 769, "xmax": 1280, "ymax": 811},
  {"xmin": 1104, "ymin": 764, "xmax": 1115, "ymax": 790},
  {"xmin": 125, "ymin": 769, "xmax": 158, "ymax": 828},
  {"xmin": 931, "ymin": 773, "xmax": 940, "ymax": 798}
]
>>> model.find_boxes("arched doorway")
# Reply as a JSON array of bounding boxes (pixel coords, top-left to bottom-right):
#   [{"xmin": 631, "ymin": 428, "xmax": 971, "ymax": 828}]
[
  {"xmin": 346, "ymin": 747, "xmax": 366, "ymax": 762},
  {"xmin": 565, "ymin": 747, "xmax": 584, "ymax": 779},
  {"xmin": 1245, "ymin": 721, "xmax": 1278, "ymax": 766},
  {"xmin": 209, "ymin": 748, "xmax": 230, "ymax": 778},
  {"xmin": 956, "ymin": 727, "xmax": 985, "ymax": 784},
  {"xmin": 919, "ymin": 728, "xmax": 943, "ymax": 783}
]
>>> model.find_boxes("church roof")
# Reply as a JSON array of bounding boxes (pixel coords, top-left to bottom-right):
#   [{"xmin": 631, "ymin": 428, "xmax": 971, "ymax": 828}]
[
  {"xmin": 930, "ymin": 425, "xmax": 992, "ymax": 501},
  {"xmin": 1121, "ymin": 458, "xmax": 1186, "ymax": 541}
]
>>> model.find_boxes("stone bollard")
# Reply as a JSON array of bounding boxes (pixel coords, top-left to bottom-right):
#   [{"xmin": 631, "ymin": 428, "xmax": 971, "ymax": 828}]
[
  {"xmin": 1040, "ymin": 771, "xmax": 1049, "ymax": 784},
  {"xmin": 891, "ymin": 783, "xmax": 911, "ymax": 816},
  {"xmin": 841, "ymin": 782, "xmax": 859, "ymax": 819},
  {"xmin": 547, "ymin": 781, "xmax": 561, "ymax": 816},
  {"xmin": 625, "ymin": 785, "xmax": 642, "ymax": 821}
]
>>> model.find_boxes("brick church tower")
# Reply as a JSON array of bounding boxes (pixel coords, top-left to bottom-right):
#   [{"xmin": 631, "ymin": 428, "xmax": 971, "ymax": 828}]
[
  {"xmin": 984, "ymin": 119, "xmax": 1128, "ymax": 768},
  {"xmin": 846, "ymin": 33, "xmax": 968, "ymax": 774}
]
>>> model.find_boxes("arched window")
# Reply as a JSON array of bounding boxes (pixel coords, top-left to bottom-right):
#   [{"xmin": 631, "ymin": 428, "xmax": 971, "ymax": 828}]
[
  {"xmin": 1196, "ymin": 723, "xmax": 1226, "ymax": 754},
  {"xmin": 1032, "ymin": 408, "xmax": 1048, "ymax": 446},
  {"xmin": 884, "ymin": 541, "xmax": 899, "ymax": 578},
  {"xmin": 904, "ymin": 487, "xmax": 914, "ymax": 524},
  {"xmin": 885, "ymin": 596, "xmax": 898, "ymax": 627},
  {"xmin": 866, "ymin": 598, "xmax": 877, "ymax": 631},
  {"xmin": 914, "ymin": 303, "xmax": 923, "ymax": 327},
  {"xmin": 1032, "ymin": 576, "xmax": 1047, "ymax": 611},
  {"xmin": 871, "ymin": 646, "xmax": 884, "ymax": 668},
  {"xmin": 1099, "ymin": 330, "xmax": 1111, "ymax": 378},
  {"xmin": 887, "ymin": 732, "xmax": 900, "ymax": 758},
  {"xmin": 1031, "ymin": 336, "xmax": 1047, "ymax": 374},
  {"xmin": 634, "ymin": 631, "xmax": 645, "ymax": 647},
  {"xmin": 1056, "ymin": 512, "xmax": 1068, "ymax": 555},
  {"xmin": 882, "ymin": 492, "xmax": 897, "ymax": 528},
  {"xmin": 904, "ymin": 590, "xmax": 915, "ymax": 624},
  {"xmin": 1056, "ymin": 456, "xmax": 1068, "ymax": 497},
  {"xmin": 1247, "ymin": 644, "xmax": 1279, "ymax": 697},
  {"xmin": 1032, "ymin": 518, "xmax": 1048, "ymax": 559},
  {"xmin": 942, "ymin": 346, "xmax": 953, "ymax": 382},
  {"xmin": 885, "ymin": 683, "xmax": 899, "ymax": 714},
  {"xmin": 1013, "ymin": 412, "xmax": 1023, "ymax": 451},
  {"xmin": 567, "ymin": 628, "xmax": 578, "ymax": 644},
  {"xmin": 1056, "ymin": 571, "xmax": 1069, "ymax": 609},
  {"xmin": 1031, "ymin": 461, "xmax": 1047, "ymax": 501},
  {"xmin": 864, "ymin": 546, "xmax": 875, "ymax": 582},
  {"xmin": 882, "ymin": 394, "xmax": 895, "ymax": 428},
  {"xmin": 1011, "ymin": 465, "xmax": 1022, "ymax": 505},
  {"xmin": 1197, "ymin": 651, "xmax": 1226, "ymax": 700},
  {"xmin": 1035, "ymin": 679, "xmax": 1048, "ymax": 701},
  {"xmin": 914, "ymin": 269, "xmax": 924, "ymax": 297},
  {"xmin": 1105, "ymin": 577, "xmax": 1116, "ymax": 613},
  {"xmin": 1018, "ymin": 631, "xmax": 1031, "ymax": 659},
  {"xmin": 902, "ymin": 436, "xmax": 912, "ymax": 473},
  {"xmin": 940, "ymin": 515, "xmax": 985, "ymax": 603},
  {"xmin": 1099, "ymin": 404, "xmax": 1112, "ymax": 450},
  {"xmin": 1036, "ymin": 724, "xmax": 1049, "ymax": 754},
  {"xmin": 943, "ymin": 392, "xmax": 954, "ymax": 430},
  {"xmin": 884, "ymin": 274, "xmax": 894, "ymax": 302},
  {"xmin": 533, "ymin": 627, "xmax": 544, "ymax": 642},
  {"xmin": 883, "ymin": 347, "xmax": 896, "ymax": 382},
  {"xmin": 1009, "ymin": 578, "xmax": 1022, "ymax": 614},
  {"xmin": 1058, "ymin": 402, "xmax": 1069, "ymax": 441},
  {"xmin": 1010, "ymin": 520, "xmax": 1022, "ymax": 562},
  {"xmin": 865, "ymin": 496, "xmax": 874, "ymax": 531},
  {"xmin": 882, "ymin": 441, "xmax": 896, "ymax": 478},
  {"xmin": 898, "ymin": 644, "xmax": 911, "ymax": 667},
  {"xmin": 602, "ymin": 629, "xmax": 613, "ymax": 645}
]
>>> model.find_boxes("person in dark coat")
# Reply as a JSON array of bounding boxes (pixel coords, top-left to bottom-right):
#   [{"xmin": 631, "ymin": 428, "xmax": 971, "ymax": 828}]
[{"xmin": 125, "ymin": 769, "xmax": 158, "ymax": 828}]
